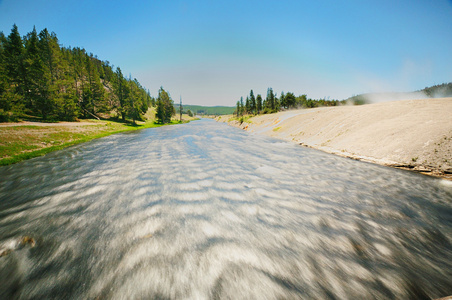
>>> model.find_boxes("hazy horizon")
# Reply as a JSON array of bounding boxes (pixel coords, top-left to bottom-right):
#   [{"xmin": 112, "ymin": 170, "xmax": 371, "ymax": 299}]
[{"xmin": 1, "ymin": 0, "xmax": 451, "ymax": 106}]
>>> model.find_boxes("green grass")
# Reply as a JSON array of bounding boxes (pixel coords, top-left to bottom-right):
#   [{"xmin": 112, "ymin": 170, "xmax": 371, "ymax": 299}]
[
  {"xmin": 0, "ymin": 119, "xmax": 188, "ymax": 166},
  {"xmin": 177, "ymin": 105, "xmax": 235, "ymax": 115},
  {"xmin": 228, "ymin": 115, "xmax": 254, "ymax": 124}
]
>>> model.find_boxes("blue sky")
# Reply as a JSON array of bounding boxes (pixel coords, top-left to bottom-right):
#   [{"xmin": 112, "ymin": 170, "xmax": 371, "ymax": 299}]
[{"xmin": 1, "ymin": 0, "xmax": 451, "ymax": 105}]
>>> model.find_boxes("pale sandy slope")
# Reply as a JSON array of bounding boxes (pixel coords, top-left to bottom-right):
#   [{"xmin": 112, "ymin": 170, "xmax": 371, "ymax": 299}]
[{"xmin": 220, "ymin": 98, "xmax": 452, "ymax": 178}]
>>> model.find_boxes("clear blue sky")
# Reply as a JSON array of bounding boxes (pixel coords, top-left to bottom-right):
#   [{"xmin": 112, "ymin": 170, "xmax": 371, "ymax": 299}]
[{"xmin": 1, "ymin": 0, "xmax": 451, "ymax": 105}]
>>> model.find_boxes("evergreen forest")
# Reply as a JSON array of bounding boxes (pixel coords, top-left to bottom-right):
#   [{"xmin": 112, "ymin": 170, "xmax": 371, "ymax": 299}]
[
  {"xmin": 0, "ymin": 24, "xmax": 157, "ymax": 123},
  {"xmin": 235, "ymin": 88, "xmax": 349, "ymax": 117}
]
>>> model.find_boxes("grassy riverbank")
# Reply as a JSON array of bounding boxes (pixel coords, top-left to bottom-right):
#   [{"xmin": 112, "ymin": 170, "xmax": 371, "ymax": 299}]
[{"xmin": 0, "ymin": 114, "xmax": 197, "ymax": 166}]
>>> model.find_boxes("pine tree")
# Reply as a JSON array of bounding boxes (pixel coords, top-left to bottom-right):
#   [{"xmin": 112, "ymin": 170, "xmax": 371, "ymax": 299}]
[
  {"xmin": 296, "ymin": 94, "xmax": 307, "ymax": 108},
  {"xmin": 0, "ymin": 25, "xmax": 151, "ymax": 122},
  {"xmin": 156, "ymin": 87, "xmax": 174, "ymax": 124},
  {"xmin": 90, "ymin": 63, "xmax": 106, "ymax": 114},
  {"xmin": 245, "ymin": 96, "xmax": 250, "ymax": 114},
  {"xmin": 280, "ymin": 91, "xmax": 286, "ymax": 109},
  {"xmin": 266, "ymin": 88, "xmax": 276, "ymax": 112},
  {"xmin": 285, "ymin": 92, "xmax": 296, "ymax": 108},
  {"xmin": 38, "ymin": 29, "xmax": 61, "ymax": 84},
  {"xmin": 249, "ymin": 90, "xmax": 256, "ymax": 114},
  {"xmin": 79, "ymin": 54, "xmax": 105, "ymax": 117},
  {"xmin": 24, "ymin": 27, "xmax": 47, "ymax": 114},
  {"xmin": 0, "ymin": 32, "xmax": 8, "ymax": 112},
  {"xmin": 36, "ymin": 28, "xmax": 66, "ymax": 119},
  {"xmin": 126, "ymin": 78, "xmax": 145, "ymax": 124},
  {"xmin": 256, "ymin": 94, "xmax": 262, "ymax": 114},
  {"xmin": 113, "ymin": 67, "xmax": 128, "ymax": 120},
  {"xmin": 240, "ymin": 97, "xmax": 244, "ymax": 116},
  {"xmin": 70, "ymin": 47, "xmax": 86, "ymax": 108},
  {"xmin": 54, "ymin": 83, "xmax": 78, "ymax": 120},
  {"xmin": 102, "ymin": 61, "xmax": 114, "ymax": 82},
  {"xmin": 4, "ymin": 24, "xmax": 26, "ymax": 112}
]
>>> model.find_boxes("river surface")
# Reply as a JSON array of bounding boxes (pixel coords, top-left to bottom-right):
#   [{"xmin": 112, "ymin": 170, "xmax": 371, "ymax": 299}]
[{"xmin": 0, "ymin": 119, "xmax": 451, "ymax": 299}]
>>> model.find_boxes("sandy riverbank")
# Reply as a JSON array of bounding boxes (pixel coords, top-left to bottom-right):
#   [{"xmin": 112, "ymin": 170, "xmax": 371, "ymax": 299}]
[{"xmin": 217, "ymin": 98, "xmax": 452, "ymax": 179}]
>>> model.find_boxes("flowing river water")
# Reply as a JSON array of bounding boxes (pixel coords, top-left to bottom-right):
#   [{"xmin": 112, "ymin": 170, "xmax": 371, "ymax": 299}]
[{"xmin": 0, "ymin": 119, "xmax": 451, "ymax": 299}]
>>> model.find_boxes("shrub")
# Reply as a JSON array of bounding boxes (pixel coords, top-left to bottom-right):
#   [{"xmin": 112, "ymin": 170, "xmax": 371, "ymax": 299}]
[{"xmin": 0, "ymin": 110, "xmax": 19, "ymax": 122}]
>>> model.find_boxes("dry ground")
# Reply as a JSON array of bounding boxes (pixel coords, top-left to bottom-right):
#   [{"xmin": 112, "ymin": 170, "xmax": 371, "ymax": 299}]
[
  {"xmin": 219, "ymin": 98, "xmax": 452, "ymax": 179},
  {"xmin": 0, "ymin": 121, "xmax": 134, "ymax": 163}
]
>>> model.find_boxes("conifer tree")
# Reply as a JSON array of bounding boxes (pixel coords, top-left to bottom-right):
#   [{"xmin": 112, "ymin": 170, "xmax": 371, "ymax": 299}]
[
  {"xmin": 0, "ymin": 25, "xmax": 152, "ymax": 122},
  {"xmin": 156, "ymin": 87, "xmax": 174, "ymax": 124},
  {"xmin": 113, "ymin": 67, "xmax": 128, "ymax": 120},
  {"xmin": 70, "ymin": 47, "xmax": 86, "ymax": 106},
  {"xmin": 0, "ymin": 32, "xmax": 9, "ymax": 112},
  {"xmin": 280, "ymin": 91, "xmax": 286, "ymax": 109},
  {"xmin": 36, "ymin": 28, "xmax": 66, "ymax": 119},
  {"xmin": 38, "ymin": 29, "xmax": 60, "ymax": 83},
  {"xmin": 240, "ymin": 97, "xmax": 244, "ymax": 116},
  {"xmin": 249, "ymin": 90, "xmax": 256, "ymax": 114},
  {"xmin": 24, "ymin": 27, "xmax": 47, "ymax": 114},
  {"xmin": 256, "ymin": 94, "xmax": 262, "ymax": 114},
  {"xmin": 4, "ymin": 24, "xmax": 26, "ymax": 111},
  {"xmin": 126, "ymin": 78, "xmax": 145, "ymax": 124},
  {"xmin": 285, "ymin": 92, "xmax": 296, "ymax": 108},
  {"xmin": 90, "ymin": 61, "xmax": 106, "ymax": 114},
  {"xmin": 266, "ymin": 88, "xmax": 276, "ymax": 112},
  {"xmin": 245, "ymin": 96, "xmax": 250, "ymax": 114}
]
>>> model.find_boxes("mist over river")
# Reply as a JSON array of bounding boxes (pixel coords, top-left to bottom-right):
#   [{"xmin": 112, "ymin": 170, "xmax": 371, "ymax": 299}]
[{"xmin": 0, "ymin": 119, "xmax": 451, "ymax": 299}]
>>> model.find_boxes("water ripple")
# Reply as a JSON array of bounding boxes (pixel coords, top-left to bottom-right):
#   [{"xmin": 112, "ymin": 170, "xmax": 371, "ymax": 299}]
[{"xmin": 0, "ymin": 119, "xmax": 451, "ymax": 299}]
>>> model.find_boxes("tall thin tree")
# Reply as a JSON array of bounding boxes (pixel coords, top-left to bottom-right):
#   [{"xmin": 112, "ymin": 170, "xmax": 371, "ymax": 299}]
[{"xmin": 180, "ymin": 95, "xmax": 182, "ymax": 122}]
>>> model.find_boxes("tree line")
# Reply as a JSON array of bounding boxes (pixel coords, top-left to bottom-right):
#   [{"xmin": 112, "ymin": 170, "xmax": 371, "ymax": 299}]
[
  {"xmin": 421, "ymin": 83, "xmax": 452, "ymax": 98},
  {"xmin": 176, "ymin": 105, "xmax": 235, "ymax": 116},
  {"xmin": 0, "ymin": 24, "xmax": 177, "ymax": 123},
  {"xmin": 235, "ymin": 88, "xmax": 347, "ymax": 116}
]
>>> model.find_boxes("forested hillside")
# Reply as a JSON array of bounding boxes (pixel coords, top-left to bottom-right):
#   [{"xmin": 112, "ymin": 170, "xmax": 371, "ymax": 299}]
[
  {"xmin": 177, "ymin": 105, "xmax": 235, "ymax": 116},
  {"xmin": 0, "ymin": 25, "xmax": 154, "ymax": 122}
]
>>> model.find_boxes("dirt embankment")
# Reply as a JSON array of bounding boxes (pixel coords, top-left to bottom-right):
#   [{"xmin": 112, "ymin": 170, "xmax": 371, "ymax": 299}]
[{"xmin": 217, "ymin": 98, "xmax": 452, "ymax": 179}]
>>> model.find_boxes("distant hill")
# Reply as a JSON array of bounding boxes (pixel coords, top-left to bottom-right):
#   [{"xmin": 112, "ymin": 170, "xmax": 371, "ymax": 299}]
[
  {"xmin": 176, "ymin": 105, "xmax": 235, "ymax": 115},
  {"xmin": 345, "ymin": 82, "xmax": 452, "ymax": 104},
  {"xmin": 420, "ymin": 82, "xmax": 452, "ymax": 98}
]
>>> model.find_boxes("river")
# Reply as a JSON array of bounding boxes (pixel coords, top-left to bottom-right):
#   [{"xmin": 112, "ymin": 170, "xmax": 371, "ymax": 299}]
[{"xmin": 0, "ymin": 119, "xmax": 451, "ymax": 299}]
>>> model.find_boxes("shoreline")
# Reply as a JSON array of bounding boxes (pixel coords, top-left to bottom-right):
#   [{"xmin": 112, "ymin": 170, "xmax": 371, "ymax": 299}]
[
  {"xmin": 0, "ymin": 118, "xmax": 197, "ymax": 166},
  {"xmin": 216, "ymin": 98, "xmax": 452, "ymax": 180}
]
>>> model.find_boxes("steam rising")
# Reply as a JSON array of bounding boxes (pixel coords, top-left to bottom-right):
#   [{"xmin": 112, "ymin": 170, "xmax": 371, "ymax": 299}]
[{"xmin": 359, "ymin": 91, "xmax": 429, "ymax": 103}]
